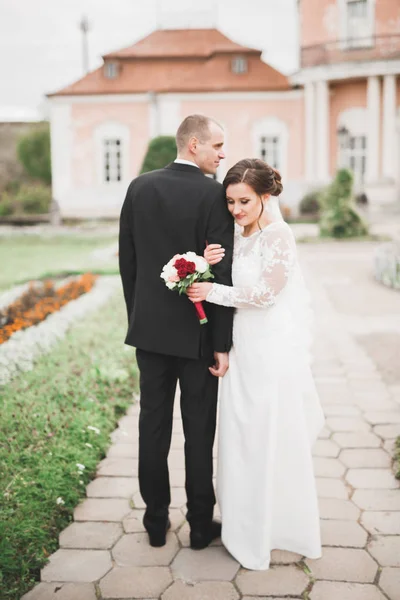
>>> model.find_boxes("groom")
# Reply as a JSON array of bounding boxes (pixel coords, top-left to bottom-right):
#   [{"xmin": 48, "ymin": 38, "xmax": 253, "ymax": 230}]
[{"xmin": 119, "ymin": 115, "xmax": 234, "ymax": 549}]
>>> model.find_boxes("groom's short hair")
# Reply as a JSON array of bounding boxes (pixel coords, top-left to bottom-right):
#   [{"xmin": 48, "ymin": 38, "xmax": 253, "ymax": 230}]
[{"xmin": 176, "ymin": 114, "xmax": 222, "ymax": 152}]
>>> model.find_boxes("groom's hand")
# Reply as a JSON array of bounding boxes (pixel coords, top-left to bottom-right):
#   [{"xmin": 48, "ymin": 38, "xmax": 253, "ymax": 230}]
[{"xmin": 209, "ymin": 352, "xmax": 229, "ymax": 377}]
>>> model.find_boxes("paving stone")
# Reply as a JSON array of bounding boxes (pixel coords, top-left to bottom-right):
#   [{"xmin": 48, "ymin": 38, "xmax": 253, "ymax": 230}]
[
  {"xmin": 321, "ymin": 520, "xmax": 368, "ymax": 547},
  {"xmin": 59, "ymin": 522, "xmax": 123, "ymax": 549},
  {"xmin": 169, "ymin": 468, "xmax": 186, "ymax": 487},
  {"xmin": 333, "ymin": 432, "xmax": 381, "ymax": 448},
  {"xmin": 21, "ymin": 582, "xmax": 97, "ymax": 600},
  {"xmin": 107, "ymin": 443, "xmax": 139, "ymax": 458},
  {"xmin": 162, "ymin": 580, "xmax": 240, "ymax": 600},
  {"xmin": 112, "ymin": 532, "xmax": 179, "ymax": 566},
  {"xmin": 170, "ymin": 433, "xmax": 185, "ymax": 448},
  {"xmin": 316, "ymin": 477, "xmax": 349, "ymax": 499},
  {"xmin": 319, "ymin": 498, "xmax": 360, "ymax": 520},
  {"xmin": 170, "ymin": 487, "xmax": 187, "ymax": 507},
  {"xmin": 86, "ymin": 476, "xmax": 139, "ymax": 498},
  {"xmin": 384, "ymin": 439, "xmax": 397, "ymax": 454},
  {"xmin": 270, "ymin": 549, "xmax": 303, "ymax": 564},
  {"xmin": 41, "ymin": 549, "xmax": 112, "ymax": 582},
  {"xmin": 168, "ymin": 449, "xmax": 185, "ymax": 469},
  {"xmin": 323, "ymin": 405, "xmax": 361, "ymax": 416},
  {"xmin": 368, "ymin": 536, "xmax": 400, "ymax": 567},
  {"xmin": 365, "ymin": 412, "xmax": 400, "ymax": 425},
  {"xmin": 110, "ymin": 428, "xmax": 132, "ymax": 443},
  {"xmin": 318, "ymin": 426, "xmax": 332, "ymax": 439},
  {"xmin": 236, "ymin": 565, "xmax": 309, "ymax": 596},
  {"xmin": 123, "ymin": 508, "xmax": 185, "ymax": 534},
  {"xmin": 379, "ymin": 567, "xmax": 400, "ymax": 600},
  {"xmin": 352, "ymin": 490, "xmax": 400, "ymax": 511},
  {"xmin": 132, "ymin": 490, "xmax": 146, "ymax": 509},
  {"xmin": 97, "ymin": 457, "xmax": 137, "ymax": 477},
  {"xmin": 305, "ymin": 547, "xmax": 378, "ymax": 583},
  {"xmin": 375, "ymin": 424, "xmax": 400, "ymax": 439},
  {"xmin": 312, "ymin": 439, "xmax": 340, "ymax": 458},
  {"xmin": 118, "ymin": 415, "xmax": 139, "ymax": 429},
  {"xmin": 171, "ymin": 547, "xmax": 239, "ymax": 581},
  {"xmin": 74, "ymin": 498, "xmax": 131, "ymax": 521},
  {"xmin": 361, "ymin": 511, "xmax": 400, "ymax": 535},
  {"xmin": 99, "ymin": 566, "xmax": 172, "ymax": 598},
  {"xmin": 326, "ymin": 418, "xmax": 371, "ymax": 432},
  {"xmin": 310, "ymin": 581, "xmax": 386, "ymax": 600},
  {"xmin": 313, "ymin": 457, "xmax": 346, "ymax": 477},
  {"xmin": 354, "ymin": 399, "xmax": 400, "ymax": 412},
  {"xmin": 346, "ymin": 469, "xmax": 398, "ymax": 489},
  {"xmin": 339, "ymin": 449, "xmax": 391, "ymax": 468}
]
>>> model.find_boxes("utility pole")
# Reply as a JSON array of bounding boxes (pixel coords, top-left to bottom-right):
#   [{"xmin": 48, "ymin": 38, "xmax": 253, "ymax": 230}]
[{"xmin": 79, "ymin": 15, "xmax": 90, "ymax": 75}]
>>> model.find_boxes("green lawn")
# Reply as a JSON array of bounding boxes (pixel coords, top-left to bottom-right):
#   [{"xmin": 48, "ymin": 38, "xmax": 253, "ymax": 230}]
[
  {"xmin": 0, "ymin": 234, "xmax": 118, "ymax": 291},
  {"xmin": 0, "ymin": 290, "xmax": 138, "ymax": 600}
]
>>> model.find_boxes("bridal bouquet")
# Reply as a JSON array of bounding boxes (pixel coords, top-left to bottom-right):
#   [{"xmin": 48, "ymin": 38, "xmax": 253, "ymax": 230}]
[{"xmin": 160, "ymin": 252, "xmax": 214, "ymax": 325}]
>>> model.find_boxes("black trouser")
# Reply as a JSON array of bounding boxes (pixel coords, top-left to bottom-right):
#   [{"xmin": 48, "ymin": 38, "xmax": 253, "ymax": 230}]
[{"xmin": 135, "ymin": 348, "xmax": 218, "ymax": 532}]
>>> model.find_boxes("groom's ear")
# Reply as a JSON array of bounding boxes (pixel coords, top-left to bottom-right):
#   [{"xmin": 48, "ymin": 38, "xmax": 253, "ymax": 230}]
[{"xmin": 188, "ymin": 136, "xmax": 198, "ymax": 154}]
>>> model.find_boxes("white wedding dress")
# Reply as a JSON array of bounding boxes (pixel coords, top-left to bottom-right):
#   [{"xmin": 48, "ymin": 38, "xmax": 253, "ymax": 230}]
[{"xmin": 206, "ymin": 218, "xmax": 325, "ymax": 570}]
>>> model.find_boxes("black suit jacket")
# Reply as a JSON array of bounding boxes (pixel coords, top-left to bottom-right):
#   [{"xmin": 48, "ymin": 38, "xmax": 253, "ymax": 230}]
[{"xmin": 118, "ymin": 162, "xmax": 234, "ymax": 359}]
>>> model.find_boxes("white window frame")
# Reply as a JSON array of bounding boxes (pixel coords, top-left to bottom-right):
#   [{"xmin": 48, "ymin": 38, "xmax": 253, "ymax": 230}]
[
  {"xmin": 252, "ymin": 117, "xmax": 288, "ymax": 181},
  {"xmin": 338, "ymin": 0, "xmax": 375, "ymax": 49},
  {"xmin": 94, "ymin": 122, "xmax": 130, "ymax": 187},
  {"xmin": 232, "ymin": 56, "xmax": 248, "ymax": 74},
  {"xmin": 337, "ymin": 108, "xmax": 368, "ymax": 189}
]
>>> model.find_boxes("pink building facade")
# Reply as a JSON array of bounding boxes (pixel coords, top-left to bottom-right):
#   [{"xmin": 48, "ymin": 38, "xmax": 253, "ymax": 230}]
[{"xmin": 49, "ymin": 1, "xmax": 400, "ymax": 217}]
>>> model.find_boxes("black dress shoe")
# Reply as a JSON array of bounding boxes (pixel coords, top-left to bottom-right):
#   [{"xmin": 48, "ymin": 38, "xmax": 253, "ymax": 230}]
[
  {"xmin": 148, "ymin": 519, "xmax": 171, "ymax": 547},
  {"xmin": 190, "ymin": 520, "xmax": 222, "ymax": 550}
]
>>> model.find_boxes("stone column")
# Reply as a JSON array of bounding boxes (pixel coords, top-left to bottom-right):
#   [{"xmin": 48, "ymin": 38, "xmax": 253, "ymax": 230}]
[
  {"xmin": 382, "ymin": 74, "xmax": 396, "ymax": 180},
  {"xmin": 305, "ymin": 82, "xmax": 316, "ymax": 180},
  {"xmin": 316, "ymin": 80, "xmax": 330, "ymax": 181},
  {"xmin": 366, "ymin": 75, "xmax": 380, "ymax": 183}
]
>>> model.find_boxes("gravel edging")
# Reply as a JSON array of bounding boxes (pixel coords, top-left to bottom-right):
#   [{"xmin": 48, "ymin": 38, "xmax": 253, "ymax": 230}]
[{"xmin": 0, "ymin": 276, "xmax": 120, "ymax": 386}]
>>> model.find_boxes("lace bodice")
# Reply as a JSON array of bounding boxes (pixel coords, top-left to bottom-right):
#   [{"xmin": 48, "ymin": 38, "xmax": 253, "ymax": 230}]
[{"xmin": 206, "ymin": 221, "xmax": 296, "ymax": 309}]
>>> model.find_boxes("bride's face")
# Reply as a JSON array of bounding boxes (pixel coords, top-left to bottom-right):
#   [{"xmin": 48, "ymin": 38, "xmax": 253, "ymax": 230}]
[{"xmin": 226, "ymin": 182, "xmax": 266, "ymax": 227}]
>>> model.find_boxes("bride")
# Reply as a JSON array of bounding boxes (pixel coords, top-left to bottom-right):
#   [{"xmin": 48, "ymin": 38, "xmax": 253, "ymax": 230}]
[{"xmin": 187, "ymin": 158, "xmax": 325, "ymax": 570}]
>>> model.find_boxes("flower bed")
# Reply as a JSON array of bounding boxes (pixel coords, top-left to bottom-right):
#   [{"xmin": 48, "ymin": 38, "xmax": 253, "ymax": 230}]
[
  {"xmin": 0, "ymin": 273, "xmax": 97, "ymax": 344},
  {"xmin": 0, "ymin": 276, "xmax": 119, "ymax": 386}
]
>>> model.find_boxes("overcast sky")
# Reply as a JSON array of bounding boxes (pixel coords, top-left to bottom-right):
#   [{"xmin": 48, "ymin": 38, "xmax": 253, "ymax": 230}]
[{"xmin": 0, "ymin": 0, "xmax": 298, "ymax": 119}]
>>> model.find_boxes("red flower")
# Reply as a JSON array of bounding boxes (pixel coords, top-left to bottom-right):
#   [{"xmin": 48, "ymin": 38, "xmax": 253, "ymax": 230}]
[{"xmin": 174, "ymin": 258, "xmax": 196, "ymax": 280}]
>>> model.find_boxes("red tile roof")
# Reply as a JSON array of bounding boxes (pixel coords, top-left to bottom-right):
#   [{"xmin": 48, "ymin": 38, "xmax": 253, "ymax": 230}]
[
  {"xmin": 49, "ymin": 28, "xmax": 290, "ymax": 96},
  {"xmin": 103, "ymin": 28, "xmax": 260, "ymax": 59}
]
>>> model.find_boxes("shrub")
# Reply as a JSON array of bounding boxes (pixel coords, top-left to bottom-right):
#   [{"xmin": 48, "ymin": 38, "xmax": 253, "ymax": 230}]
[
  {"xmin": 299, "ymin": 189, "xmax": 323, "ymax": 215},
  {"xmin": 0, "ymin": 192, "xmax": 15, "ymax": 217},
  {"xmin": 319, "ymin": 169, "xmax": 368, "ymax": 238},
  {"xmin": 140, "ymin": 136, "xmax": 177, "ymax": 174},
  {"xmin": 17, "ymin": 124, "xmax": 52, "ymax": 185},
  {"xmin": 15, "ymin": 184, "xmax": 52, "ymax": 214}
]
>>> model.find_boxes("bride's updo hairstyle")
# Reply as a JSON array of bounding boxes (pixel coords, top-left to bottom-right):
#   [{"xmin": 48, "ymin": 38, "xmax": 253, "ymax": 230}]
[{"xmin": 223, "ymin": 158, "xmax": 283, "ymax": 197}]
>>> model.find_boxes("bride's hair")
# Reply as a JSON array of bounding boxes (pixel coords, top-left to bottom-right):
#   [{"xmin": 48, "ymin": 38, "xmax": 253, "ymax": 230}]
[{"xmin": 223, "ymin": 158, "xmax": 283, "ymax": 197}]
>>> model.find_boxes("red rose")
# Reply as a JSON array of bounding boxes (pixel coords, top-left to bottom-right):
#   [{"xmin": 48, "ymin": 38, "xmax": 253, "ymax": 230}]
[{"xmin": 186, "ymin": 261, "xmax": 196, "ymax": 274}]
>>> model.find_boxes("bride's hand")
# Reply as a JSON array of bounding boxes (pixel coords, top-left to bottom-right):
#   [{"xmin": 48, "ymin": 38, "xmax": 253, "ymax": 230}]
[
  {"xmin": 187, "ymin": 282, "xmax": 213, "ymax": 303},
  {"xmin": 204, "ymin": 243, "xmax": 225, "ymax": 265}
]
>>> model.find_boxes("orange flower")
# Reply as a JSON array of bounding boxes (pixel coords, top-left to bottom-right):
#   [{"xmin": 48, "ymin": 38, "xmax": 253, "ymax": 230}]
[{"xmin": 0, "ymin": 274, "xmax": 97, "ymax": 345}]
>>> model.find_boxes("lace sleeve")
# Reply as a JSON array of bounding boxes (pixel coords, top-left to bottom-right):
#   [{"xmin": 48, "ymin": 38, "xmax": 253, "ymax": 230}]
[{"xmin": 206, "ymin": 225, "xmax": 296, "ymax": 309}]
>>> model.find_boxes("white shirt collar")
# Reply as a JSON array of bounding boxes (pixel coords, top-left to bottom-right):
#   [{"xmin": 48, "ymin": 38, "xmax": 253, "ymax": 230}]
[{"xmin": 174, "ymin": 158, "xmax": 199, "ymax": 169}]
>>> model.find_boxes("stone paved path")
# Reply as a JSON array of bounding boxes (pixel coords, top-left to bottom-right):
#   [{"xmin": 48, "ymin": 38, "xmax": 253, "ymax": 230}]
[{"xmin": 22, "ymin": 240, "xmax": 400, "ymax": 600}]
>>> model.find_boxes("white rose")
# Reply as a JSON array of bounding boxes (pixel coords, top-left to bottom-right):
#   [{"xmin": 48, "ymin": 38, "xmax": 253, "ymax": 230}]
[
  {"xmin": 194, "ymin": 256, "xmax": 208, "ymax": 273},
  {"xmin": 184, "ymin": 252, "xmax": 208, "ymax": 274}
]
